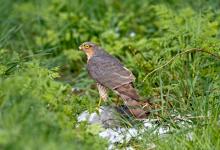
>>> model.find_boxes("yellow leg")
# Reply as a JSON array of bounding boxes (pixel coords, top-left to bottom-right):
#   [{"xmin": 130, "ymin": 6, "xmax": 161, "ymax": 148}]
[
  {"xmin": 98, "ymin": 98, "xmax": 102, "ymax": 108},
  {"xmin": 96, "ymin": 98, "xmax": 102, "ymax": 112}
]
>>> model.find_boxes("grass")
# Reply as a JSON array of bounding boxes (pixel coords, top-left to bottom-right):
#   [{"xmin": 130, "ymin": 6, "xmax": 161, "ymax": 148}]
[{"xmin": 0, "ymin": 0, "xmax": 220, "ymax": 149}]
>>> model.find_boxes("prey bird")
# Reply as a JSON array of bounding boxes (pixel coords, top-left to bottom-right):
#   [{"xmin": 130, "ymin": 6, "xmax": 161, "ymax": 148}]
[{"xmin": 79, "ymin": 42, "xmax": 152, "ymax": 119}]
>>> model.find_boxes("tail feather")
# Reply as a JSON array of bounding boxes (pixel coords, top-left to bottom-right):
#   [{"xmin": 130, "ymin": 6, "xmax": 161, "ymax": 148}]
[{"xmin": 114, "ymin": 83, "xmax": 152, "ymax": 119}]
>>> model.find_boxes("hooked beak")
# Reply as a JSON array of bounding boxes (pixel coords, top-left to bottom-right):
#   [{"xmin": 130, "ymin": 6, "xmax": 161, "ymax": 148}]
[{"xmin": 79, "ymin": 45, "xmax": 83, "ymax": 50}]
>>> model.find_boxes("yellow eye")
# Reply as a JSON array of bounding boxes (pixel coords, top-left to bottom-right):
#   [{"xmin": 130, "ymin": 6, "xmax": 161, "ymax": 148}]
[{"xmin": 84, "ymin": 45, "xmax": 90, "ymax": 48}]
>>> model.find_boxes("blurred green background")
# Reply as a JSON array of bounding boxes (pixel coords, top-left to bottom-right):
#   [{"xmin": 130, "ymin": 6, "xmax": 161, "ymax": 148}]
[{"xmin": 0, "ymin": 0, "xmax": 220, "ymax": 149}]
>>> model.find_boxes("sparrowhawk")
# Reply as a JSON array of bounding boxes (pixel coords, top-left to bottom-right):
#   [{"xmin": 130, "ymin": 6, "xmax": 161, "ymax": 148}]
[{"xmin": 79, "ymin": 42, "xmax": 151, "ymax": 118}]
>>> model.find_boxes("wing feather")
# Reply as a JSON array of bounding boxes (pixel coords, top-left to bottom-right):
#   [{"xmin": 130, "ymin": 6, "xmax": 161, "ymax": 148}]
[{"xmin": 87, "ymin": 55, "xmax": 135, "ymax": 89}]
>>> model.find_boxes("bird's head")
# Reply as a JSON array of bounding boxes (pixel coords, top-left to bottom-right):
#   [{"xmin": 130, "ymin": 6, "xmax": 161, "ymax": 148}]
[{"xmin": 79, "ymin": 42, "xmax": 100, "ymax": 59}]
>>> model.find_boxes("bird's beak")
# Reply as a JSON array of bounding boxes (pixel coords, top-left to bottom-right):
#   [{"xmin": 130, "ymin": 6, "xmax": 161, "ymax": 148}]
[{"xmin": 79, "ymin": 45, "xmax": 82, "ymax": 50}]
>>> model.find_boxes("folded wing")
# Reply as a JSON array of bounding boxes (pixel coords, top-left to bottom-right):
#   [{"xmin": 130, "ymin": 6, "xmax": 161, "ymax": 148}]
[{"xmin": 87, "ymin": 55, "xmax": 135, "ymax": 89}]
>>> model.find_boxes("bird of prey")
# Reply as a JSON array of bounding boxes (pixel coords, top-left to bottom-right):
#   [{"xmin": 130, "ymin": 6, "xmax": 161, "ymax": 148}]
[{"xmin": 79, "ymin": 42, "xmax": 151, "ymax": 118}]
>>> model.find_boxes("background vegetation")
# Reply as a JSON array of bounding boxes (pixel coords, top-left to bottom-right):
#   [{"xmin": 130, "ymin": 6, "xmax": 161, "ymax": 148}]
[{"xmin": 0, "ymin": 0, "xmax": 220, "ymax": 149}]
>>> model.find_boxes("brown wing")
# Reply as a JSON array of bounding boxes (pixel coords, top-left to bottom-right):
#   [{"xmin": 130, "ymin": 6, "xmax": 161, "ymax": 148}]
[
  {"xmin": 114, "ymin": 83, "xmax": 139, "ymax": 100},
  {"xmin": 87, "ymin": 55, "xmax": 135, "ymax": 89}
]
